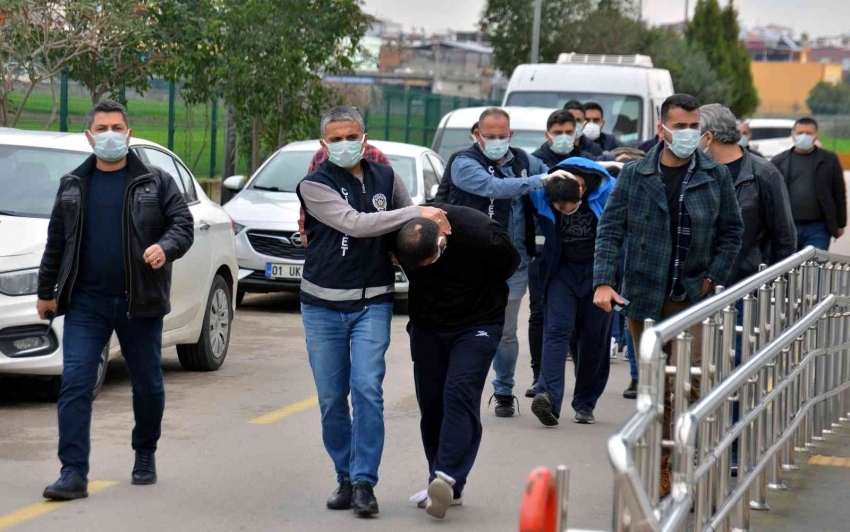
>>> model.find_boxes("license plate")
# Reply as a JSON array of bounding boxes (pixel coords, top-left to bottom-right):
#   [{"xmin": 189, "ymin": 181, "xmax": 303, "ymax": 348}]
[{"xmin": 265, "ymin": 263, "xmax": 302, "ymax": 280}]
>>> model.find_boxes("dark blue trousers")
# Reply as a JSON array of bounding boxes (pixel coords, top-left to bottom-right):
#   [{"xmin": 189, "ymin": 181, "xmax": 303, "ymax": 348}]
[
  {"xmin": 59, "ymin": 290, "xmax": 164, "ymax": 478},
  {"xmin": 538, "ymin": 262, "xmax": 612, "ymax": 416},
  {"xmin": 408, "ymin": 322, "xmax": 502, "ymax": 496}
]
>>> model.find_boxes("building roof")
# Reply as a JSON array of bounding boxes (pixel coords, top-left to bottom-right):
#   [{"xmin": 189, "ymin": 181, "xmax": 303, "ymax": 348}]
[{"xmin": 408, "ymin": 41, "xmax": 493, "ymax": 55}]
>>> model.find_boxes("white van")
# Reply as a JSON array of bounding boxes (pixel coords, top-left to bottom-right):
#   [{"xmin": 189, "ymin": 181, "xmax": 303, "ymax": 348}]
[
  {"xmin": 502, "ymin": 54, "xmax": 674, "ymax": 146},
  {"xmin": 431, "ymin": 106, "xmax": 558, "ymax": 161}
]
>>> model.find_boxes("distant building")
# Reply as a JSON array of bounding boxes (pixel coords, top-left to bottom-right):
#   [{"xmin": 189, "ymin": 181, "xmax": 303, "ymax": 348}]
[
  {"xmin": 809, "ymin": 46, "xmax": 850, "ymax": 74},
  {"xmin": 751, "ymin": 62, "xmax": 843, "ymax": 115},
  {"xmin": 745, "ymin": 25, "xmax": 803, "ymax": 62}
]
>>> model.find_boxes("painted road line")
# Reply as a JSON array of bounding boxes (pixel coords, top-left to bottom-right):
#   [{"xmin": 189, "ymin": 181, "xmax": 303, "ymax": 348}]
[
  {"xmin": 247, "ymin": 396, "xmax": 318, "ymax": 425},
  {"xmin": 808, "ymin": 455, "xmax": 850, "ymax": 467},
  {"xmin": 0, "ymin": 480, "xmax": 118, "ymax": 531}
]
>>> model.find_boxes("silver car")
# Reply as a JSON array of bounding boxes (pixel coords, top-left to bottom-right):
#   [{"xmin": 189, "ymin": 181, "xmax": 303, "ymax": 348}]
[{"xmin": 222, "ymin": 140, "xmax": 446, "ymax": 309}]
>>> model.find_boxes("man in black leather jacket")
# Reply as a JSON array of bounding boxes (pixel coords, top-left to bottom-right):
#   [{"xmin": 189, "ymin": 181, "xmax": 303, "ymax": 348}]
[
  {"xmin": 699, "ymin": 104, "xmax": 797, "ymax": 284},
  {"xmin": 37, "ymin": 100, "xmax": 194, "ymax": 501}
]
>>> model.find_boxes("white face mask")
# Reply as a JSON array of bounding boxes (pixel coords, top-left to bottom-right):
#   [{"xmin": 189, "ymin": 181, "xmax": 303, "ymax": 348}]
[
  {"xmin": 549, "ymin": 133, "xmax": 575, "ymax": 155},
  {"xmin": 574, "ymin": 121, "xmax": 586, "ymax": 138},
  {"xmin": 738, "ymin": 134, "xmax": 749, "ymax": 148},
  {"xmin": 583, "ymin": 122, "xmax": 602, "ymax": 141},
  {"xmin": 794, "ymin": 133, "xmax": 815, "ymax": 151},
  {"xmin": 326, "ymin": 136, "xmax": 365, "ymax": 169},
  {"xmin": 90, "ymin": 130, "xmax": 129, "ymax": 162},
  {"xmin": 662, "ymin": 125, "xmax": 705, "ymax": 159}
]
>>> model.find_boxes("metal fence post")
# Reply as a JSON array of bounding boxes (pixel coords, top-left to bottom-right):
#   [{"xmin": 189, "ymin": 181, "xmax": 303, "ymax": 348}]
[
  {"xmin": 732, "ymin": 295, "xmax": 755, "ymax": 531},
  {"xmin": 168, "ymin": 81, "xmax": 176, "ymax": 151},
  {"xmin": 697, "ymin": 316, "xmax": 718, "ymax": 531},
  {"xmin": 751, "ymin": 283, "xmax": 771, "ymax": 511},
  {"xmin": 59, "ymin": 70, "xmax": 68, "ymax": 132},
  {"xmin": 404, "ymin": 90, "xmax": 413, "ymax": 144},
  {"xmin": 769, "ymin": 276, "xmax": 788, "ymax": 491},
  {"xmin": 383, "ymin": 91, "xmax": 392, "ymax": 141},
  {"xmin": 209, "ymin": 99, "xmax": 218, "ymax": 179}
]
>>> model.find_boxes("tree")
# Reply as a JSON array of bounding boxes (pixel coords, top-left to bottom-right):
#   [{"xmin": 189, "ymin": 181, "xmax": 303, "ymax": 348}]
[
  {"xmin": 807, "ymin": 81, "xmax": 850, "ymax": 115},
  {"xmin": 687, "ymin": 0, "xmax": 758, "ymax": 116},
  {"xmin": 481, "ymin": 0, "xmax": 593, "ymax": 75},
  {"xmin": 65, "ymin": 1, "xmax": 163, "ymax": 104},
  {"xmin": 647, "ymin": 29, "xmax": 732, "ymax": 107},
  {"xmin": 0, "ymin": 0, "xmax": 120, "ymax": 127}
]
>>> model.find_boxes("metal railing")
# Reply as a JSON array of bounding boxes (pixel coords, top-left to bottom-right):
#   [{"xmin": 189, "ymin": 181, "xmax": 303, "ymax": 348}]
[{"xmin": 545, "ymin": 246, "xmax": 850, "ymax": 532}]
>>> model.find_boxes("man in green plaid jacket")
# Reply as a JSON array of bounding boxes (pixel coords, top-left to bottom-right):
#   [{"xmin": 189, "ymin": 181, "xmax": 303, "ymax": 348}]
[{"xmin": 592, "ymin": 94, "xmax": 743, "ymax": 499}]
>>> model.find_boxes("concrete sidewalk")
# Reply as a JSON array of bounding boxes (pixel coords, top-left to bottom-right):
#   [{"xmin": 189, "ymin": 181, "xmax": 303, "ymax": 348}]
[{"xmin": 750, "ymin": 426, "xmax": 850, "ymax": 532}]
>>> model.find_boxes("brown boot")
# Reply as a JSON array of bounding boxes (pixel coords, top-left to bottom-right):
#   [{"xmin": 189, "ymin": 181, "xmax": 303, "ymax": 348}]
[{"xmin": 659, "ymin": 466, "xmax": 672, "ymax": 499}]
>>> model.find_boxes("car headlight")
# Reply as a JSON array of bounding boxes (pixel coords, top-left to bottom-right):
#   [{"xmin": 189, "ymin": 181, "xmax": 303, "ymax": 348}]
[{"xmin": 0, "ymin": 268, "xmax": 40, "ymax": 296}]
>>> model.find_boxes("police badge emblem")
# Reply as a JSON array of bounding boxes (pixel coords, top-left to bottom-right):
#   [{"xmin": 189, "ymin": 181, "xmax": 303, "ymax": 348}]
[{"xmin": 372, "ymin": 193, "xmax": 388, "ymax": 211}]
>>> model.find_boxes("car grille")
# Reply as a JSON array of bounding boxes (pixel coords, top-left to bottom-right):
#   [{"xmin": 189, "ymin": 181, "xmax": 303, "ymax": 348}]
[{"xmin": 246, "ymin": 230, "xmax": 306, "ymax": 260}]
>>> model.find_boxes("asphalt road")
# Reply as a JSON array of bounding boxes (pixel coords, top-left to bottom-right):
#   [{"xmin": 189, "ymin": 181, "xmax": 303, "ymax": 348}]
[{"xmin": 0, "ymin": 292, "xmax": 635, "ymax": 532}]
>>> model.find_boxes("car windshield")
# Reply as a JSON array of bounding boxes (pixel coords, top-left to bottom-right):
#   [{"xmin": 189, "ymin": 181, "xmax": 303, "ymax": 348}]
[
  {"xmin": 433, "ymin": 129, "xmax": 544, "ymax": 160},
  {"xmin": 250, "ymin": 149, "xmax": 418, "ymax": 195},
  {"xmin": 0, "ymin": 145, "xmax": 88, "ymax": 218},
  {"xmin": 749, "ymin": 127, "xmax": 792, "ymax": 141},
  {"xmin": 505, "ymin": 92, "xmax": 643, "ymax": 145}
]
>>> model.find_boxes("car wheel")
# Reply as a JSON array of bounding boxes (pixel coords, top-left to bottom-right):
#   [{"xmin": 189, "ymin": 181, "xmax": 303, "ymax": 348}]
[
  {"xmin": 50, "ymin": 343, "xmax": 109, "ymax": 401},
  {"xmin": 177, "ymin": 275, "xmax": 232, "ymax": 371},
  {"xmin": 236, "ymin": 290, "xmax": 245, "ymax": 307}
]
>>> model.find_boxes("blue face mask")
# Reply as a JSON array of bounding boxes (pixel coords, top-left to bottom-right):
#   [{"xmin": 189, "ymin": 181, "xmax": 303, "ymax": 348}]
[
  {"xmin": 794, "ymin": 134, "xmax": 815, "ymax": 152},
  {"xmin": 326, "ymin": 137, "xmax": 364, "ymax": 169},
  {"xmin": 480, "ymin": 138, "xmax": 510, "ymax": 161},
  {"xmin": 91, "ymin": 130, "xmax": 129, "ymax": 162},
  {"xmin": 662, "ymin": 125, "xmax": 704, "ymax": 159},
  {"xmin": 738, "ymin": 134, "xmax": 749, "ymax": 148},
  {"xmin": 549, "ymin": 133, "xmax": 575, "ymax": 155}
]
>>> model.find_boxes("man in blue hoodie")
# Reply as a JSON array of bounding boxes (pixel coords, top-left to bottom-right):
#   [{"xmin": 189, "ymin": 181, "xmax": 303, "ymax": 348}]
[{"xmin": 528, "ymin": 158, "xmax": 616, "ymax": 426}]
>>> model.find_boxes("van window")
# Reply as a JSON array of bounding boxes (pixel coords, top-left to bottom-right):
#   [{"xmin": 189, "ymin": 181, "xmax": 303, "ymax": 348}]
[
  {"xmin": 433, "ymin": 129, "xmax": 544, "ymax": 160},
  {"xmin": 505, "ymin": 92, "xmax": 643, "ymax": 145},
  {"xmin": 749, "ymin": 127, "xmax": 792, "ymax": 141}
]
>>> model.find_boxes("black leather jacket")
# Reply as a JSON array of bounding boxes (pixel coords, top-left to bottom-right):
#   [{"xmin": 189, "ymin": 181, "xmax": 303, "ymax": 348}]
[
  {"xmin": 729, "ymin": 151, "xmax": 797, "ymax": 284},
  {"xmin": 37, "ymin": 151, "xmax": 194, "ymax": 317}
]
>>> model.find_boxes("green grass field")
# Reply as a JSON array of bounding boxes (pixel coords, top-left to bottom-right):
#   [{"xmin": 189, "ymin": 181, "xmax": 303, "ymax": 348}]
[{"xmin": 821, "ymin": 137, "xmax": 850, "ymax": 153}]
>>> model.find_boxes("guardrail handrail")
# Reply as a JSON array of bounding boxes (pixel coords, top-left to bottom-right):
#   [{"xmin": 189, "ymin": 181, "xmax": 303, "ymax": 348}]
[{"xmin": 534, "ymin": 246, "xmax": 850, "ymax": 532}]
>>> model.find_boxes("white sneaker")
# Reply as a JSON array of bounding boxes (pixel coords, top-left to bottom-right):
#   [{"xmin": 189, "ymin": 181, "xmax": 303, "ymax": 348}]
[
  {"xmin": 426, "ymin": 471, "xmax": 455, "ymax": 519},
  {"xmin": 411, "ymin": 488, "xmax": 463, "ymax": 509}
]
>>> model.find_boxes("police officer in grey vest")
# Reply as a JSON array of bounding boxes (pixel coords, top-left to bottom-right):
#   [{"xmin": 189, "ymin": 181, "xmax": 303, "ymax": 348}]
[{"xmin": 296, "ymin": 106, "xmax": 449, "ymax": 517}]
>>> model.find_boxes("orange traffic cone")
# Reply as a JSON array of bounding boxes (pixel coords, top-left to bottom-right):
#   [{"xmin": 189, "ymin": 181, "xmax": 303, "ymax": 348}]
[{"xmin": 518, "ymin": 467, "xmax": 557, "ymax": 532}]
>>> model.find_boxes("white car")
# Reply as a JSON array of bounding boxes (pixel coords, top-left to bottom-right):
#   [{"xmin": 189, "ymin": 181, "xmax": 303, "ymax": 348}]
[
  {"xmin": 746, "ymin": 118, "xmax": 795, "ymax": 160},
  {"xmin": 431, "ymin": 106, "xmax": 558, "ymax": 161},
  {"xmin": 222, "ymin": 140, "xmax": 445, "ymax": 309},
  {"xmin": 0, "ymin": 129, "xmax": 238, "ymax": 397}
]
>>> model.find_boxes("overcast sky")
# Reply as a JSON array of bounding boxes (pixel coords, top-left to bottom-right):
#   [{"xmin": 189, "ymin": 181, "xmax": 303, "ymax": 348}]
[{"xmin": 363, "ymin": 0, "xmax": 850, "ymax": 39}]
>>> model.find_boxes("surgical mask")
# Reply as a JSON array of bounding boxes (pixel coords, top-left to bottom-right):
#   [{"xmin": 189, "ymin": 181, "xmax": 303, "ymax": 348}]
[
  {"xmin": 794, "ymin": 134, "xmax": 815, "ymax": 151},
  {"xmin": 327, "ymin": 137, "xmax": 365, "ymax": 169},
  {"xmin": 561, "ymin": 200, "xmax": 582, "ymax": 216},
  {"xmin": 583, "ymin": 122, "xmax": 602, "ymax": 141},
  {"xmin": 549, "ymin": 133, "xmax": 575, "ymax": 155},
  {"xmin": 662, "ymin": 125, "xmax": 704, "ymax": 159},
  {"xmin": 480, "ymin": 138, "xmax": 510, "ymax": 161},
  {"xmin": 575, "ymin": 121, "xmax": 585, "ymax": 138},
  {"xmin": 738, "ymin": 134, "xmax": 749, "ymax": 148},
  {"xmin": 90, "ymin": 130, "xmax": 129, "ymax": 162}
]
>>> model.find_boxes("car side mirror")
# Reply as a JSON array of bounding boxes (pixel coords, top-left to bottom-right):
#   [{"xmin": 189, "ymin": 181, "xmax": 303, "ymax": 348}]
[
  {"xmin": 429, "ymin": 184, "xmax": 439, "ymax": 201},
  {"xmin": 223, "ymin": 175, "xmax": 246, "ymax": 192}
]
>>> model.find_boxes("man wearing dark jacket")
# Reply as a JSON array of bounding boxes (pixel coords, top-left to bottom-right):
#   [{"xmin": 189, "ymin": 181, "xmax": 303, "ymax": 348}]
[
  {"xmin": 37, "ymin": 100, "xmax": 195, "ymax": 500},
  {"xmin": 584, "ymin": 101, "xmax": 622, "ymax": 153},
  {"xmin": 396, "ymin": 205, "xmax": 519, "ymax": 520},
  {"xmin": 771, "ymin": 117, "xmax": 846, "ymax": 250},
  {"xmin": 700, "ymin": 104, "xmax": 797, "ymax": 284},
  {"xmin": 433, "ymin": 122, "xmax": 478, "ymax": 203},
  {"xmin": 564, "ymin": 100, "xmax": 603, "ymax": 159}
]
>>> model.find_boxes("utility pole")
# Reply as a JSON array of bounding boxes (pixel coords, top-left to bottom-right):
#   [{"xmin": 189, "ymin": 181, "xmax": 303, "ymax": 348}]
[
  {"xmin": 531, "ymin": 0, "xmax": 542, "ymax": 63},
  {"xmin": 684, "ymin": 0, "xmax": 689, "ymax": 22}
]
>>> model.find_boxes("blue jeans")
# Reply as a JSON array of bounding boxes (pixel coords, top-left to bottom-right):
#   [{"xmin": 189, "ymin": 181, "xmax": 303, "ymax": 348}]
[
  {"xmin": 538, "ymin": 262, "xmax": 612, "ymax": 416},
  {"xmin": 301, "ymin": 303, "xmax": 392, "ymax": 486},
  {"xmin": 797, "ymin": 221, "xmax": 831, "ymax": 251},
  {"xmin": 409, "ymin": 323, "xmax": 502, "ymax": 497},
  {"xmin": 492, "ymin": 266, "xmax": 528, "ymax": 396},
  {"xmin": 625, "ymin": 328, "xmax": 638, "ymax": 381},
  {"xmin": 59, "ymin": 290, "xmax": 164, "ymax": 478}
]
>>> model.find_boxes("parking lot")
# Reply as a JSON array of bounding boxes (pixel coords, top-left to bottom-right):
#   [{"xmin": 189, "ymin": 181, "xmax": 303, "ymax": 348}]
[{"xmin": 0, "ymin": 292, "xmax": 633, "ymax": 532}]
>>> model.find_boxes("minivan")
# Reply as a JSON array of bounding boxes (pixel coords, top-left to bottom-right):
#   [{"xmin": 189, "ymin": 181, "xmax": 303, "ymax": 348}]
[{"xmin": 502, "ymin": 53, "xmax": 674, "ymax": 146}]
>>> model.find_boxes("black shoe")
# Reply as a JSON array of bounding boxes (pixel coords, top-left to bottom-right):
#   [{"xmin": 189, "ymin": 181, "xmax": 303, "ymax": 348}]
[
  {"xmin": 525, "ymin": 380, "xmax": 539, "ymax": 398},
  {"xmin": 352, "ymin": 481, "xmax": 379, "ymax": 517},
  {"xmin": 574, "ymin": 411, "xmax": 595, "ymax": 424},
  {"xmin": 531, "ymin": 393, "xmax": 559, "ymax": 427},
  {"xmin": 489, "ymin": 394, "xmax": 518, "ymax": 417},
  {"xmin": 43, "ymin": 470, "xmax": 88, "ymax": 500},
  {"xmin": 327, "ymin": 477, "xmax": 353, "ymax": 510},
  {"xmin": 623, "ymin": 379, "xmax": 638, "ymax": 399},
  {"xmin": 132, "ymin": 452, "xmax": 157, "ymax": 485}
]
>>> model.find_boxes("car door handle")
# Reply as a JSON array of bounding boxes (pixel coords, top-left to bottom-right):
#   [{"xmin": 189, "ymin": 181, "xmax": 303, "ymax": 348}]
[{"xmin": 199, "ymin": 221, "xmax": 211, "ymax": 232}]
